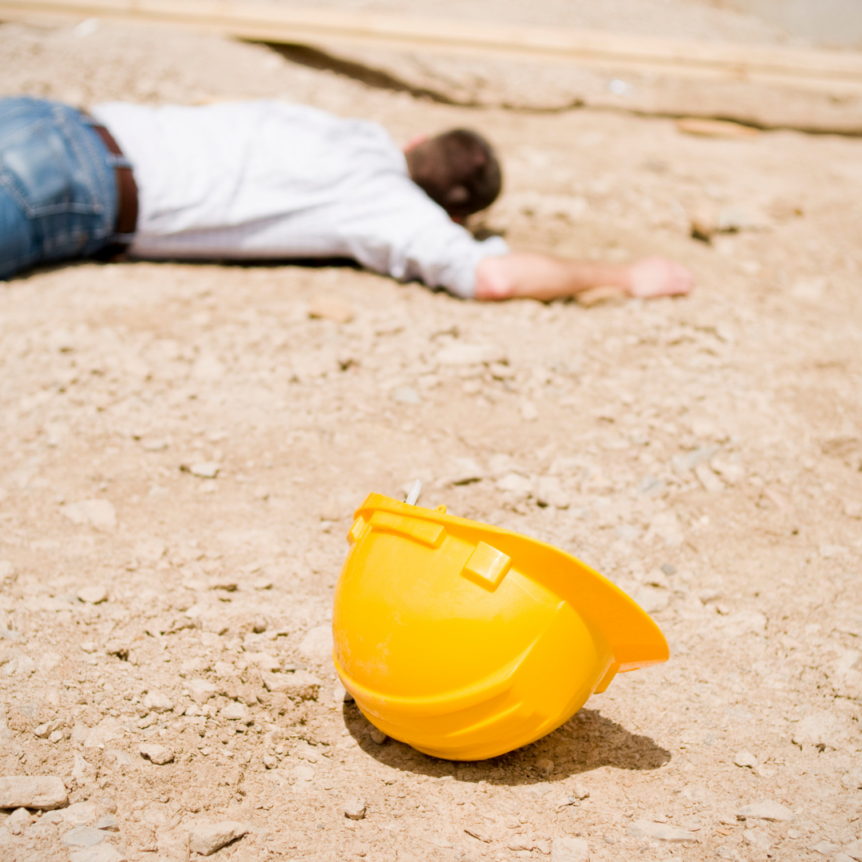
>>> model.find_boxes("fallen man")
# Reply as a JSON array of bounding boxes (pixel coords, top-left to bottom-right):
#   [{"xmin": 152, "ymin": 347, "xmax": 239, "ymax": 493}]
[{"xmin": 0, "ymin": 96, "xmax": 693, "ymax": 301}]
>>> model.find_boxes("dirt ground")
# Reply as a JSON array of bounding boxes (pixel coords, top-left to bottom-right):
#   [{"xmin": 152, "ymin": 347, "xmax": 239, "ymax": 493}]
[{"xmin": 1, "ymin": 13, "xmax": 861, "ymax": 862}]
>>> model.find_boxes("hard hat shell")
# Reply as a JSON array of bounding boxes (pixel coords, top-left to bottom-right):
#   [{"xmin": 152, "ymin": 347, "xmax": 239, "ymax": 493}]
[{"xmin": 332, "ymin": 493, "xmax": 669, "ymax": 761}]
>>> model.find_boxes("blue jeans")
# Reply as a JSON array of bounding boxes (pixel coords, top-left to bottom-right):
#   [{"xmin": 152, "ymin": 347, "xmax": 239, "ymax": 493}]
[{"xmin": 0, "ymin": 97, "xmax": 118, "ymax": 280}]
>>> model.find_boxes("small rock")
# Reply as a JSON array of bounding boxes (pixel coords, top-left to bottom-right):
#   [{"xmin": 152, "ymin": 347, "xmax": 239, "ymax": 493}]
[
  {"xmin": 570, "ymin": 783, "xmax": 590, "ymax": 801},
  {"xmin": 34, "ymin": 719, "xmax": 63, "ymax": 739},
  {"xmin": 7, "ymin": 808, "xmax": 31, "ymax": 835},
  {"xmin": 734, "ymin": 751, "xmax": 757, "ymax": 769},
  {"xmin": 332, "ymin": 681, "xmax": 353, "ymax": 704},
  {"xmin": 62, "ymin": 826, "xmax": 106, "ymax": 847},
  {"xmin": 737, "ymin": 800, "xmax": 794, "ymax": 822},
  {"xmin": 69, "ymin": 846, "xmax": 127, "ymax": 862},
  {"xmin": 369, "ymin": 728, "xmax": 387, "ymax": 744},
  {"xmin": 262, "ymin": 754, "xmax": 277, "ymax": 769},
  {"xmin": 743, "ymin": 827, "xmax": 772, "ymax": 851},
  {"xmin": 298, "ymin": 625, "xmax": 333, "ymax": 664},
  {"xmin": 627, "ymin": 820, "xmax": 697, "ymax": 842},
  {"xmin": 308, "ymin": 298, "xmax": 354, "ymax": 324},
  {"xmin": 189, "ymin": 821, "xmax": 248, "ymax": 856},
  {"xmin": 142, "ymin": 691, "xmax": 173, "ymax": 713},
  {"xmin": 792, "ymin": 711, "xmax": 854, "ymax": 748},
  {"xmin": 188, "ymin": 679, "xmax": 217, "ymax": 704},
  {"xmin": 537, "ymin": 758, "xmax": 555, "ymax": 775},
  {"xmin": 551, "ymin": 836, "xmax": 591, "ymax": 861},
  {"xmin": 94, "ymin": 814, "xmax": 119, "ymax": 832},
  {"xmin": 694, "ymin": 463, "xmax": 724, "ymax": 493},
  {"xmin": 63, "ymin": 802, "xmax": 99, "ymax": 827},
  {"xmin": 61, "ymin": 499, "xmax": 117, "ymax": 530},
  {"xmin": 464, "ymin": 827, "xmax": 492, "ymax": 843},
  {"xmin": 221, "ymin": 702, "xmax": 249, "ymax": 722},
  {"xmin": 261, "ymin": 669, "xmax": 321, "ymax": 700},
  {"xmin": 104, "ymin": 749, "xmax": 132, "ymax": 767},
  {"xmin": 391, "ymin": 386, "xmax": 421, "ymax": 405},
  {"xmin": 139, "ymin": 743, "xmax": 174, "ymax": 765},
  {"xmin": 496, "ymin": 472, "xmax": 533, "ymax": 497},
  {"xmin": 521, "ymin": 402, "xmax": 539, "ymax": 421},
  {"xmin": 344, "ymin": 798, "xmax": 367, "ymax": 821},
  {"xmin": 84, "ymin": 717, "xmax": 124, "ymax": 749},
  {"xmin": 188, "ymin": 462, "xmax": 219, "ymax": 479},
  {"xmin": 77, "ymin": 586, "xmax": 108, "ymax": 605},
  {"xmin": 634, "ymin": 586, "xmax": 670, "ymax": 614},
  {"xmin": 0, "ymin": 775, "xmax": 68, "ymax": 809}
]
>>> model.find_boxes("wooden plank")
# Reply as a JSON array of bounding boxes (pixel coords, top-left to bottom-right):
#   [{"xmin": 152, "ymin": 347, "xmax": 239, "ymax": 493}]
[{"xmin": 2, "ymin": 0, "xmax": 862, "ymax": 93}]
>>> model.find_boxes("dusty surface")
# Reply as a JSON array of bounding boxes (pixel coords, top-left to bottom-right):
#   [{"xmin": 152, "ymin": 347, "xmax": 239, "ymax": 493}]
[{"xmin": 1, "ymin": 16, "xmax": 862, "ymax": 862}]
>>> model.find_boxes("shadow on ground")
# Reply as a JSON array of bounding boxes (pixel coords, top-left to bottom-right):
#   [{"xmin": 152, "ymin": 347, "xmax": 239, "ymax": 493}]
[{"xmin": 342, "ymin": 702, "xmax": 671, "ymax": 785}]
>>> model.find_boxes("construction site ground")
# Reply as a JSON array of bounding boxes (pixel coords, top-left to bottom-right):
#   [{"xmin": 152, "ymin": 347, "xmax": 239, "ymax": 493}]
[{"xmin": 0, "ymin": 9, "xmax": 860, "ymax": 862}]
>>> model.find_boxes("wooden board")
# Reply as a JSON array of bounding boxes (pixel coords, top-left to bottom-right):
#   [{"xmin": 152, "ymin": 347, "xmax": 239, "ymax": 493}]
[{"xmin": 2, "ymin": 0, "xmax": 862, "ymax": 94}]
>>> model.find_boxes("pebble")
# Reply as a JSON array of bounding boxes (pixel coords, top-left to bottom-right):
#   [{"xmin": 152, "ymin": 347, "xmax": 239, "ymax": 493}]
[
  {"xmin": 634, "ymin": 586, "xmax": 670, "ymax": 614},
  {"xmin": 188, "ymin": 679, "xmax": 218, "ymax": 704},
  {"xmin": 95, "ymin": 814, "xmax": 119, "ymax": 832},
  {"xmin": 62, "ymin": 825, "xmax": 106, "ymax": 847},
  {"xmin": 464, "ymin": 827, "xmax": 492, "ymax": 843},
  {"xmin": 7, "ymin": 807, "xmax": 31, "ymax": 835},
  {"xmin": 734, "ymin": 751, "xmax": 757, "ymax": 769},
  {"xmin": 77, "ymin": 585, "xmax": 108, "ymax": 604},
  {"xmin": 520, "ymin": 402, "xmax": 539, "ymax": 421},
  {"xmin": 695, "ymin": 463, "xmax": 724, "ymax": 493},
  {"xmin": 60, "ymin": 499, "xmax": 117, "ymax": 530},
  {"xmin": 189, "ymin": 821, "xmax": 248, "ymax": 856},
  {"xmin": 391, "ymin": 386, "xmax": 422, "ymax": 405},
  {"xmin": 551, "ymin": 836, "xmax": 591, "ymax": 861},
  {"xmin": 743, "ymin": 827, "xmax": 772, "ymax": 851},
  {"xmin": 34, "ymin": 719, "xmax": 63, "ymax": 739},
  {"xmin": 344, "ymin": 798, "xmax": 367, "ymax": 820},
  {"xmin": 448, "ymin": 457, "xmax": 485, "ymax": 485},
  {"xmin": 263, "ymin": 754, "xmax": 277, "ymax": 769},
  {"xmin": 84, "ymin": 717, "xmax": 124, "ymax": 750},
  {"xmin": 298, "ymin": 625, "xmax": 333, "ymax": 663},
  {"xmin": 221, "ymin": 702, "xmax": 249, "ymax": 721},
  {"xmin": 626, "ymin": 820, "xmax": 697, "ymax": 842},
  {"xmin": 369, "ymin": 727, "xmax": 387, "ymax": 744},
  {"xmin": 139, "ymin": 743, "xmax": 174, "ymax": 765},
  {"xmin": 69, "ymin": 846, "xmax": 127, "ymax": 862},
  {"xmin": 0, "ymin": 775, "xmax": 68, "ymax": 809},
  {"xmin": 64, "ymin": 802, "xmax": 99, "ymax": 826},
  {"xmin": 261, "ymin": 669, "xmax": 321, "ymax": 700},
  {"xmin": 737, "ymin": 800, "xmax": 794, "ymax": 822},
  {"xmin": 142, "ymin": 691, "xmax": 173, "ymax": 713},
  {"xmin": 188, "ymin": 462, "xmax": 220, "ymax": 479}
]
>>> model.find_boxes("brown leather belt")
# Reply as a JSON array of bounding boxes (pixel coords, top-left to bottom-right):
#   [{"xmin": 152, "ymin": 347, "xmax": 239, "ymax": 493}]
[{"xmin": 90, "ymin": 122, "xmax": 138, "ymax": 241}]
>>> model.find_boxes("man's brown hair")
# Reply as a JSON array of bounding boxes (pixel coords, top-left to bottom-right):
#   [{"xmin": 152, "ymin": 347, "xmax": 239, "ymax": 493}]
[{"xmin": 406, "ymin": 129, "xmax": 502, "ymax": 219}]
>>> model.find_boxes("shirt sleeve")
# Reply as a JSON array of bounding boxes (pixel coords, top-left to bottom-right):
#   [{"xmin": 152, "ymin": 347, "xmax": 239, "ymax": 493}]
[{"xmin": 337, "ymin": 181, "xmax": 510, "ymax": 299}]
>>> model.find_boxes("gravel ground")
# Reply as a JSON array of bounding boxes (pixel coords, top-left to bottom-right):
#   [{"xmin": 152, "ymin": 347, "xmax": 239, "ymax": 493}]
[{"xmin": 0, "ymin": 16, "xmax": 861, "ymax": 862}]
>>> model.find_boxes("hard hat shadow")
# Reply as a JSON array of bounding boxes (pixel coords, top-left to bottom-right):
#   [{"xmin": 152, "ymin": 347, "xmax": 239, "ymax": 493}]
[{"xmin": 341, "ymin": 701, "xmax": 670, "ymax": 784}]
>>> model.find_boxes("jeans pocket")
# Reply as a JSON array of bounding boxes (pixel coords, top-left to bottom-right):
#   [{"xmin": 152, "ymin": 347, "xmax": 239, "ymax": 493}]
[{"xmin": 0, "ymin": 116, "xmax": 102, "ymax": 218}]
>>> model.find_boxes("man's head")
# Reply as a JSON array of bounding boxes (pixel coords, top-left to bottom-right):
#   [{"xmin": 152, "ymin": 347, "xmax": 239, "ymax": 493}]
[{"xmin": 405, "ymin": 129, "xmax": 502, "ymax": 220}]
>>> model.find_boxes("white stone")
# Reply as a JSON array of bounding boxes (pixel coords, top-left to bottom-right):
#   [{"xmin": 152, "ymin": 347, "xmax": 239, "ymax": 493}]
[
  {"xmin": 77, "ymin": 586, "xmax": 108, "ymax": 604},
  {"xmin": 189, "ymin": 821, "xmax": 248, "ymax": 856},
  {"xmin": 734, "ymin": 751, "xmax": 757, "ymax": 768},
  {"xmin": 61, "ymin": 500, "xmax": 117, "ymax": 530},
  {"xmin": 344, "ymin": 798, "xmax": 367, "ymax": 820},
  {"xmin": 139, "ymin": 743, "xmax": 174, "ymax": 765},
  {"xmin": 551, "ymin": 837, "xmax": 590, "ymax": 861},
  {"xmin": 63, "ymin": 802, "xmax": 99, "ymax": 826},
  {"xmin": 0, "ymin": 775, "xmax": 68, "ymax": 809},
  {"xmin": 189, "ymin": 462, "xmax": 220, "ymax": 479},
  {"xmin": 188, "ymin": 679, "xmax": 217, "ymax": 704},
  {"xmin": 743, "ymin": 827, "xmax": 772, "ymax": 851},
  {"xmin": 62, "ymin": 826, "xmax": 106, "ymax": 847},
  {"xmin": 142, "ymin": 691, "xmax": 173, "ymax": 713},
  {"xmin": 221, "ymin": 702, "xmax": 249, "ymax": 721},
  {"xmin": 627, "ymin": 820, "xmax": 697, "ymax": 842},
  {"xmin": 496, "ymin": 472, "xmax": 533, "ymax": 497},
  {"xmin": 243, "ymin": 651, "xmax": 281, "ymax": 672},
  {"xmin": 72, "ymin": 754, "xmax": 96, "ymax": 786},
  {"xmin": 7, "ymin": 808, "xmax": 31, "ymax": 835},
  {"xmin": 737, "ymin": 800, "xmax": 794, "ymax": 822},
  {"xmin": 298, "ymin": 625, "xmax": 333, "ymax": 664},
  {"xmin": 695, "ymin": 463, "xmax": 724, "ymax": 492},
  {"xmin": 435, "ymin": 343, "xmax": 503, "ymax": 366},
  {"xmin": 634, "ymin": 586, "xmax": 670, "ymax": 614}
]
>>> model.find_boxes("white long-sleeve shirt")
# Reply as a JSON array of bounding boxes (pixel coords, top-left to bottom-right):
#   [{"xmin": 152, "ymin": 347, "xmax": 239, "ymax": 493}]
[{"xmin": 91, "ymin": 100, "xmax": 508, "ymax": 298}]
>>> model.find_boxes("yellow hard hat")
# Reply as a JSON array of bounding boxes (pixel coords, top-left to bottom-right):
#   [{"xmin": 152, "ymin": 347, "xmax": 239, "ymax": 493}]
[{"xmin": 332, "ymin": 493, "xmax": 669, "ymax": 760}]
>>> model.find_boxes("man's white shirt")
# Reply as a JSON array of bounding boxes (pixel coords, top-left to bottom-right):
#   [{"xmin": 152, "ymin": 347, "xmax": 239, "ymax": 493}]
[{"xmin": 92, "ymin": 100, "xmax": 508, "ymax": 298}]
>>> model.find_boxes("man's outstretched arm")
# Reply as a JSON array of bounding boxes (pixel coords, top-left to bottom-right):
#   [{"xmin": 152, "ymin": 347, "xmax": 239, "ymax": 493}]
[{"xmin": 474, "ymin": 253, "xmax": 693, "ymax": 302}]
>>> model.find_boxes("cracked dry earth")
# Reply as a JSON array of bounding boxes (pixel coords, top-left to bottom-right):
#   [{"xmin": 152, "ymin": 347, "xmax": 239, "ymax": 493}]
[{"xmin": 1, "ymin": 16, "xmax": 862, "ymax": 862}]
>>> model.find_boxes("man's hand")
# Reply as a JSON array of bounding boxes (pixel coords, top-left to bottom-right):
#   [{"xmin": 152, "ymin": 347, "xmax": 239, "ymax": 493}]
[
  {"xmin": 625, "ymin": 256, "xmax": 693, "ymax": 299},
  {"xmin": 475, "ymin": 252, "xmax": 693, "ymax": 302}
]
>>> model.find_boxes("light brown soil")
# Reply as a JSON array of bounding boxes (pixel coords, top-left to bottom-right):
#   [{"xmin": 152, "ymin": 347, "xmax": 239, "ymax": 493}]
[{"xmin": 0, "ymin": 16, "xmax": 861, "ymax": 862}]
